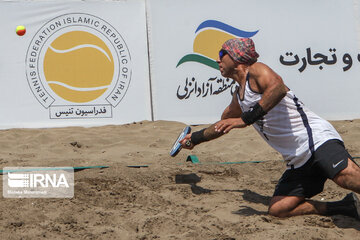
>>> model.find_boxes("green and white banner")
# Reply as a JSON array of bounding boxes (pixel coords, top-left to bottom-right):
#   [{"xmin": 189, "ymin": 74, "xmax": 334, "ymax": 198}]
[{"xmin": 147, "ymin": 0, "xmax": 360, "ymax": 124}]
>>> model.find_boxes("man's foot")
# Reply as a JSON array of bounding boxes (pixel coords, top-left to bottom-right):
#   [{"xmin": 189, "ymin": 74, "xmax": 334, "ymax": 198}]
[
  {"xmin": 342, "ymin": 192, "xmax": 360, "ymax": 220},
  {"xmin": 326, "ymin": 192, "xmax": 360, "ymax": 219}
]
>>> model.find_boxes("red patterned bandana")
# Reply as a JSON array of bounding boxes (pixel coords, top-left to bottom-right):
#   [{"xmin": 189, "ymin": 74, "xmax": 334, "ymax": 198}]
[{"xmin": 222, "ymin": 38, "xmax": 259, "ymax": 65}]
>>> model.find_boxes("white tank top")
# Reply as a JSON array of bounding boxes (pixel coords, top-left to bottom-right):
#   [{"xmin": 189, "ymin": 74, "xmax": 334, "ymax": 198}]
[{"xmin": 237, "ymin": 75, "xmax": 342, "ymax": 169}]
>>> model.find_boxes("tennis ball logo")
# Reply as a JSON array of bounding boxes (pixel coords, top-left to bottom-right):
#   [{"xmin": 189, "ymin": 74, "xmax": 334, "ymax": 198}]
[{"xmin": 44, "ymin": 31, "xmax": 114, "ymax": 103}]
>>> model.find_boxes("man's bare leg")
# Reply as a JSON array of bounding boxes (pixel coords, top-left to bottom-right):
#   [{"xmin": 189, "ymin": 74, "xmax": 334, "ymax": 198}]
[
  {"xmin": 269, "ymin": 159, "xmax": 360, "ymax": 218},
  {"xmin": 333, "ymin": 159, "xmax": 360, "ymax": 193},
  {"xmin": 268, "ymin": 196, "xmax": 326, "ymax": 217}
]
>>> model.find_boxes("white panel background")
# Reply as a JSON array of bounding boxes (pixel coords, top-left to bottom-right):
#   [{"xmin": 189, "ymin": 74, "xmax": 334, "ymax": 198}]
[
  {"xmin": 147, "ymin": 0, "xmax": 360, "ymax": 124},
  {"xmin": 0, "ymin": 0, "xmax": 360, "ymax": 129},
  {"xmin": 0, "ymin": 0, "xmax": 151, "ymax": 129}
]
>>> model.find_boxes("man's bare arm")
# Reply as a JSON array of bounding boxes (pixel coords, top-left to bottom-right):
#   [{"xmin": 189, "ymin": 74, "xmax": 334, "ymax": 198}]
[
  {"xmin": 221, "ymin": 87, "xmax": 243, "ymax": 120},
  {"xmin": 215, "ymin": 64, "xmax": 287, "ymax": 133},
  {"xmin": 254, "ymin": 64, "xmax": 288, "ymax": 112},
  {"xmin": 180, "ymin": 90, "xmax": 243, "ymax": 148}
]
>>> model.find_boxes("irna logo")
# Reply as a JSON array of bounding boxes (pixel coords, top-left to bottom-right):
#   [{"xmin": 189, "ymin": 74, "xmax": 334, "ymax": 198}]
[
  {"xmin": 8, "ymin": 172, "xmax": 69, "ymax": 188},
  {"xmin": 3, "ymin": 167, "xmax": 74, "ymax": 198}
]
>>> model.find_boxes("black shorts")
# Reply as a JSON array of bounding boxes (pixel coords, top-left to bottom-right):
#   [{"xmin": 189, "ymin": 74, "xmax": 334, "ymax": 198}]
[{"xmin": 273, "ymin": 139, "xmax": 355, "ymax": 198}]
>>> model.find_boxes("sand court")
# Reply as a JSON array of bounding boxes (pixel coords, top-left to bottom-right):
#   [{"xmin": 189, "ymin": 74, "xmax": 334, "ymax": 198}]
[{"xmin": 0, "ymin": 120, "xmax": 359, "ymax": 239}]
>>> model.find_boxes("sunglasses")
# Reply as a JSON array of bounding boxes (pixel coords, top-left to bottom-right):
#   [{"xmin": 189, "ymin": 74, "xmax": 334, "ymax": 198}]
[{"xmin": 219, "ymin": 49, "xmax": 228, "ymax": 60}]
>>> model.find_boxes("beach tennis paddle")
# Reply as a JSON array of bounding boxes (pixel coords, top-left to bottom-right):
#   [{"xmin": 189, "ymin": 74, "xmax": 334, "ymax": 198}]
[{"xmin": 170, "ymin": 126, "xmax": 191, "ymax": 157}]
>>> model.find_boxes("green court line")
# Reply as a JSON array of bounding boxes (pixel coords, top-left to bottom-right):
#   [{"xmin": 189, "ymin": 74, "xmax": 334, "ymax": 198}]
[
  {"xmin": 184, "ymin": 155, "xmax": 266, "ymax": 165},
  {"xmin": 0, "ymin": 166, "xmax": 109, "ymax": 174},
  {"xmin": 126, "ymin": 165, "xmax": 149, "ymax": 168},
  {"xmin": 175, "ymin": 158, "xmax": 269, "ymax": 165},
  {"xmin": 187, "ymin": 157, "xmax": 360, "ymax": 165},
  {"xmin": 204, "ymin": 160, "xmax": 264, "ymax": 165},
  {"xmin": 186, "ymin": 160, "xmax": 266, "ymax": 165},
  {"xmin": 4, "ymin": 156, "xmax": 356, "ymax": 173}
]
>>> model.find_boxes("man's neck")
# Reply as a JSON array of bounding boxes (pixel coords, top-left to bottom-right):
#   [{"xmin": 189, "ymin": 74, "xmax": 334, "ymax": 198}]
[{"xmin": 232, "ymin": 64, "xmax": 250, "ymax": 86}]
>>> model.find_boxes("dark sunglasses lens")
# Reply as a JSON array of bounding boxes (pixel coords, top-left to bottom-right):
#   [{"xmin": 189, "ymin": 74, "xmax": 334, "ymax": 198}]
[{"xmin": 219, "ymin": 50, "xmax": 226, "ymax": 59}]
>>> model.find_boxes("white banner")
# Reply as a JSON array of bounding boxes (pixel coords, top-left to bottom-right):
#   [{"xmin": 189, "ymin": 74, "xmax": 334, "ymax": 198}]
[
  {"xmin": 1, "ymin": 0, "xmax": 360, "ymax": 129},
  {"xmin": 147, "ymin": 0, "xmax": 360, "ymax": 124},
  {"xmin": 0, "ymin": 0, "xmax": 151, "ymax": 129}
]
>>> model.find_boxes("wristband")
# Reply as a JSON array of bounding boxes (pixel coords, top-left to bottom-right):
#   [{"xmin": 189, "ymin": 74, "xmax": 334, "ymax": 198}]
[
  {"xmin": 241, "ymin": 103, "xmax": 267, "ymax": 125},
  {"xmin": 190, "ymin": 128, "xmax": 208, "ymax": 145}
]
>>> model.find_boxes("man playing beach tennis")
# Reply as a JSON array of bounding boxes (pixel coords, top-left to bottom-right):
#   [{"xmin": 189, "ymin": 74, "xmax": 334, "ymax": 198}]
[{"xmin": 180, "ymin": 38, "xmax": 360, "ymax": 219}]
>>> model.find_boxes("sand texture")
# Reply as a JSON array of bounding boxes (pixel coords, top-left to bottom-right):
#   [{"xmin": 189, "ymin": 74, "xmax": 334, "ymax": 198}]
[{"xmin": 0, "ymin": 120, "xmax": 360, "ymax": 239}]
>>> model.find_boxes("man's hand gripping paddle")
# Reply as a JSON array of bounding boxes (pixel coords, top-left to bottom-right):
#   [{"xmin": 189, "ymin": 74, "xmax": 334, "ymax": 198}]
[{"xmin": 170, "ymin": 126, "xmax": 191, "ymax": 157}]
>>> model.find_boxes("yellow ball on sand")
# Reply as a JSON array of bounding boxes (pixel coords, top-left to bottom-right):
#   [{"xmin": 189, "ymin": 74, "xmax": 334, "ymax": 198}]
[{"xmin": 16, "ymin": 25, "xmax": 26, "ymax": 36}]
